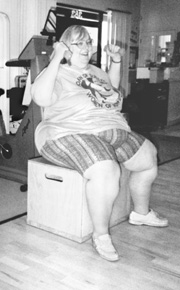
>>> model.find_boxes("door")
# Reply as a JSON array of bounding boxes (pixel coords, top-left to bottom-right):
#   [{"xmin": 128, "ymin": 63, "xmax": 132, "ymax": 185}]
[{"xmin": 56, "ymin": 3, "xmax": 103, "ymax": 68}]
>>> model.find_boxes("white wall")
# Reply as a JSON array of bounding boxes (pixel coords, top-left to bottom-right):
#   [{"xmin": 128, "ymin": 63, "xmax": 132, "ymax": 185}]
[
  {"xmin": 140, "ymin": 0, "xmax": 180, "ymax": 33},
  {"xmin": 139, "ymin": 0, "xmax": 180, "ymax": 66},
  {"xmin": 0, "ymin": 12, "xmax": 10, "ymax": 131}
]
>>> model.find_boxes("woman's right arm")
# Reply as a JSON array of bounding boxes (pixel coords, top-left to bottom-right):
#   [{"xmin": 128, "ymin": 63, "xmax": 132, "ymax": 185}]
[{"xmin": 31, "ymin": 42, "xmax": 71, "ymax": 107}]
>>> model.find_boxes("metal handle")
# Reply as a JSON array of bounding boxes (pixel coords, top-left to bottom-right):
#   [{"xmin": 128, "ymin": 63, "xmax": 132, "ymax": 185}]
[{"xmin": 45, "ymin": 173, "xmax": 63, "ymax": 182}]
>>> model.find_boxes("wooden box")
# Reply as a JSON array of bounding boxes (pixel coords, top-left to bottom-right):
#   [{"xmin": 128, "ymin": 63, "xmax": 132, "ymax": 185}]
[{"xmin": 27, "ymin": 157, "xmax": 131, "ymax": 243}]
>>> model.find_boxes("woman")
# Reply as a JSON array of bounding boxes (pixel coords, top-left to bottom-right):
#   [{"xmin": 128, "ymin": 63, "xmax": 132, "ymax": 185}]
[{"xmin": 31, "ymin": 25, "xmax": 168, "ymax": 262}]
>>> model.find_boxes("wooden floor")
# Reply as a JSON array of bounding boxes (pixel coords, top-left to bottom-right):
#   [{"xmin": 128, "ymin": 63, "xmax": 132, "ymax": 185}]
[{"xmin": 0, "ymin": 160, "xmax": 180, "ymax": 290}]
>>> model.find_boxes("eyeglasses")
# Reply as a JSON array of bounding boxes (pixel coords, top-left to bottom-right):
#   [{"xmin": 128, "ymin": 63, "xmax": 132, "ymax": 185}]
[{"xmin": 71, "ymin": 39, "xmax": 93, "ymax": 49}]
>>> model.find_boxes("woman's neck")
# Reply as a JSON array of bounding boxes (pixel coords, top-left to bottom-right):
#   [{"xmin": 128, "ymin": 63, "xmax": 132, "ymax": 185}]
[{"xmin": 71, "ymin": 63, "xmax": 90, "ymax": 71}]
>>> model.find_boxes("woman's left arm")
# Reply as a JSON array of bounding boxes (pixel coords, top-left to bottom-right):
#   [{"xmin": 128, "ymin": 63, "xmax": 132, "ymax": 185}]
[{"xmin": 106, "ymin": 45, "xmax": 125, "ymax": 89}]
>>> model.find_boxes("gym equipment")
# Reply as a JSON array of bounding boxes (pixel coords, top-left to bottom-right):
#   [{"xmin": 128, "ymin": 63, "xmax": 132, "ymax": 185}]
[{"xmin": 0, "ymin": 36, "xmax": 52, "ymax": 184}]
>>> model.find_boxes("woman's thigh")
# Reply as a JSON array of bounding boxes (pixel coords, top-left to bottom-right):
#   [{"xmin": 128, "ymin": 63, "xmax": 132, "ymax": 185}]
[
  {"xmin": 98, "ymin": 129, "xmax": 157, "ymax": 171},
  {"xmin": 98, "ymin": 128, "xmax": 157, "ymax": 171},
  {"xmin": 98, "ymin": 129, "xmax": 146, "ymax": 163},
  {"xmin": 40, "ymin": 134, "xmax": 117, "ymax": 176}
]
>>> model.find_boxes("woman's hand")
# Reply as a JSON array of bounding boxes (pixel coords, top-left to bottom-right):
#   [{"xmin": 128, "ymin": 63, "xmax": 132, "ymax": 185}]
[
  {"xmin": 105, "ymin": 44, "xmax": 125, "ymax": 62},
  {"xmin": 105, "ymin": 44, "xmax": 125, "ymax": 88},
  {"xmin": 50, "ymin": 41, "xmax": 72, "ymax": 62}
]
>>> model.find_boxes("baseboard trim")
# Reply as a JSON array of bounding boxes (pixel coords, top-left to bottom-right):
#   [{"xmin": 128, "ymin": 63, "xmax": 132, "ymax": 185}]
[{"xmin": 0, "ymin": 212, "xmax": 27, "ymax": 225}]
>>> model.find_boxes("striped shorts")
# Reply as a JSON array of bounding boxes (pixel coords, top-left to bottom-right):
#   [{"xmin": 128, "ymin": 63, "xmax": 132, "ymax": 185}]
[{"xmin": 41, "ymin": 129, "xmax": 145, "ymax": 176}]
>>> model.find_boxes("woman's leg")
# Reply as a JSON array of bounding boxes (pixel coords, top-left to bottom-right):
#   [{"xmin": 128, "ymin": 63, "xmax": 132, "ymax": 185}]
[
  {"xmin": 84, "ymin": 160, "xmax": 120, "ymax": 237},
  {"xmin": 105, "ymin": 129, "xmax": 168, "ymax": 226},
  {"xmin": 123, "ymin": 139, "xmax": 158, "ymax": 215},
  {"xmin": 41, "ymin": 134, "xmax": 121, "ymax": 235},
  {"xmin": 40, "ymin": 134, "xmax": 121, "ymax": 261}
]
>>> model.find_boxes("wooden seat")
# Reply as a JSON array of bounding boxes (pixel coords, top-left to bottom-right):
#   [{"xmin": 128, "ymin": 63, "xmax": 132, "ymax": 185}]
[{"xmin": 27, "ymin": 157, "xmax": 131, "ymax": 243}]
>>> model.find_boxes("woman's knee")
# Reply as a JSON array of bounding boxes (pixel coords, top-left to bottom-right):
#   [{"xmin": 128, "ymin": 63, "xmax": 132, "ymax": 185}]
[
  {"xmin": 123, "ymin": 139, "xmax": 158, "ymax": 172},
  {"xmin": 84, "ymin": 160, "xmax": 120, "ymax": 181}
]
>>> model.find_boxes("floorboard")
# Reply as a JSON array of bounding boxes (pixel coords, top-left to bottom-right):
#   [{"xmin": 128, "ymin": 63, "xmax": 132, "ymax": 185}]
[{"xmin": 0, "ymin": 159, "xmax": 180, "ymax": 289}]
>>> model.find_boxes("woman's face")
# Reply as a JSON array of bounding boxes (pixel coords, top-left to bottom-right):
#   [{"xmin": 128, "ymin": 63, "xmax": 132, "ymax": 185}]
[{"xmin": 69, "ymin": 34, "xmax": 93, "ymax": 68}]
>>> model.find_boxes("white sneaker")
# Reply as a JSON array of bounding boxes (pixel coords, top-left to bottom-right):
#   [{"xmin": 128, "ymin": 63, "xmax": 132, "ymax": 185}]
[
  {"xmin": 129, "ymin": 209, "xmax": 168, "ymax": 227},
  {"xmin": 92, "ymin": 234, "xmax": 119, "ymax": 262}
]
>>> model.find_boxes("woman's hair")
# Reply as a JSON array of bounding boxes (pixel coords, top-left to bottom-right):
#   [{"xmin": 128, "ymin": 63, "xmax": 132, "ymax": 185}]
[{"xmin": 59, "ymin": 25, "xmax": 90, "ymax": 47}]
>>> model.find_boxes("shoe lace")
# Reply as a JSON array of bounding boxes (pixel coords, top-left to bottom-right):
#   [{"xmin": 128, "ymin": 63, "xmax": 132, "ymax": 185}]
[
  {"xmin": 150, "ymin": 209, "xmax": 165, "ymax": 220},
  {"xmin": 95, "ymin": 235, "xmax": 116, "ymax": 252},
  {"xmin": 150, "ymin": 209, "xmax": 159, "ymax": 217}
]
